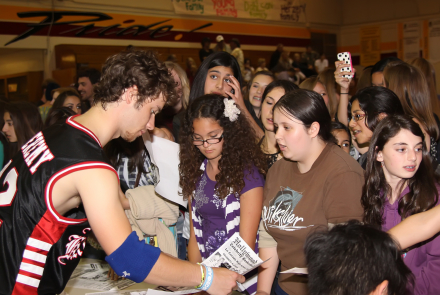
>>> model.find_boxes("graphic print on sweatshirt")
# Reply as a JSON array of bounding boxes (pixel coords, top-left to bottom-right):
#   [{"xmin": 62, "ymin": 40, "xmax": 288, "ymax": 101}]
[{"xmin": 263, "ymin": 186, "xmax": 311, "ymax": 231}]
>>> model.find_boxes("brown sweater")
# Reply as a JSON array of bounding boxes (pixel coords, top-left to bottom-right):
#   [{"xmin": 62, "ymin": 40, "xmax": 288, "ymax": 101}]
[{"xmin": 261, "ymin": 143, "xmax": 364, "ymax": 295}]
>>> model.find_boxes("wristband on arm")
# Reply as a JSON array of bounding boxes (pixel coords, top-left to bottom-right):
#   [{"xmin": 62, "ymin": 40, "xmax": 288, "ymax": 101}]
[
  {"xmin": 105, "ymin": 231, "xmax": 161, "ymax": 283},
  {"xmin": 197, "ymin": 264, "xmax": 214, "ymax": 291}
]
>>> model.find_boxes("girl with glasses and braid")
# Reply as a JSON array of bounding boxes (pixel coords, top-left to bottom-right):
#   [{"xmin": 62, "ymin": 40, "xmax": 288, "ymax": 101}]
[{"xmin": 179, "ymin": 94, "xmax": 267, "ymax": 294}]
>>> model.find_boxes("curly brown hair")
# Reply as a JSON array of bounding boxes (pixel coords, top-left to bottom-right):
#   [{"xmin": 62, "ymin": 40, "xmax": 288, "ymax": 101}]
[
  {"xmin": 179, "ymin": 94, "xmax": 267, "ymax": 200},
  {"xmin": 93, "ymin": 50, "xmax": 176, "ymax": 109}
]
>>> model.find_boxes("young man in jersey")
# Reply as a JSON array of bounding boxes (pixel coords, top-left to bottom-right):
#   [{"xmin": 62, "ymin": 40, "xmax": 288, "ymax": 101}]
[{"xmin": 0, "ymin": 50, "xmax": 244, "ymax": 295}]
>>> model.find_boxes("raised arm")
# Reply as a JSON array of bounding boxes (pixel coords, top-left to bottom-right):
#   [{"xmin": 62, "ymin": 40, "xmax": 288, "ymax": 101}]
[
  {"xmin": 388, "ymin": 205, "xmax": 440, "ymax": 249},
  {"xmin": 334, "ymin": 61, "xmax": 355, "ymax": 126}
]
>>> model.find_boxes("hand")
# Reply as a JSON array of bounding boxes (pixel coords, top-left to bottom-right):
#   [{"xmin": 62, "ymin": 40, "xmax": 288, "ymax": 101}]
[
  {"xmin": 334, "ymin": 61, "xmax": 355, "ymax": 92},
  {"xmin": 224, "ymin": 76, "xmax": 245, "ymax": 109},
  {"xmin": 207, "ymin": 267, "xmax": 245, "ymax": 295}
]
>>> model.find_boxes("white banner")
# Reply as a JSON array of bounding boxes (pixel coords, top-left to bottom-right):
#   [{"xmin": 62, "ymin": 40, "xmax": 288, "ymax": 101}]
[{"xmin": 172, "ymin": 0, "xmax": 306, "ymax": 22}]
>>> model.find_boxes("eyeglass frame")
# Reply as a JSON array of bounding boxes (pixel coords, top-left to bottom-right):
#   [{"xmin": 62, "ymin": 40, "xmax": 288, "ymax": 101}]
[
  {"xmin": 192, "ymin": 134, "xmax": 224, "ymax": 146},
  {"xmin": 350, "ymin": 113, "xmax": 366, "ymax": 122}
]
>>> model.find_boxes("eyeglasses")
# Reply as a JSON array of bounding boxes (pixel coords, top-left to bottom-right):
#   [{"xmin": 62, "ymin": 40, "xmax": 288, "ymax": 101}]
[
  {"xmin": 350, "ymin": 113, "xmax": 366, "ymax": 122},
  {"xmin": 193, "ymin": 134, "xmax": 224, "ymax": 146}
]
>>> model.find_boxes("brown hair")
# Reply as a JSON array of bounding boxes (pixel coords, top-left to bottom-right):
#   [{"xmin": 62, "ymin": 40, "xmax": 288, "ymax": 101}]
[
  {"xmin": 384, "ymin": 63, "xmax": 439, "ymax": 140},
  {"xmin": 179, "ymin": 94, "xmax": 267, "ymax": 200},
  {"xmin": 409, "ymin": 57, "xmax": 440, "ymax": 118},
  {"xmin": 319, "ymin": 69, "xmax": 339, "ymax": 119},
  {"xmin": 93, "ymin": 50, "xmax": 177, "ymax": 109},
  {"xmin": 164, "ymin": 61, "xmax": 190, "ymax": 110}
]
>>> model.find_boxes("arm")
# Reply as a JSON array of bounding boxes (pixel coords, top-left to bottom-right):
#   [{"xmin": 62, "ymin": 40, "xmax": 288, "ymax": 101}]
[
  {"xmin": 119, "ymin": 187, "xmax": 130, "ymax": 210},
  {"xmin": 239, "ymin": 187, "xmax": 264, "ymax": 250},
  {"xmin": 256, "ymin": 220, "xmax": 279, "ymax": 295},
  {"xmin": 188, "ymin": 198, "xmax": 203, "ymax": 263},
  {"xmin": 69, "ymin": 168, "xmax": 243, "ymax": 293},
  {"xmin": 388, "ymin": 205, "xmax": 440, "ymax": 249},
  {"xmin": 225, "ymin": 76, "xmax": 264, "ymax": 139},
  {"xmin": 334, "ymin": 61, "xmax": 355, "ymax": 126}
]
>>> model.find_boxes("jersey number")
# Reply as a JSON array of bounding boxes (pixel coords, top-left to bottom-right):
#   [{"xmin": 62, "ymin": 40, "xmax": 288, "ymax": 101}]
[{"xmin": 0, "ymin": 161, "xmax": 19, "ymax": 207}]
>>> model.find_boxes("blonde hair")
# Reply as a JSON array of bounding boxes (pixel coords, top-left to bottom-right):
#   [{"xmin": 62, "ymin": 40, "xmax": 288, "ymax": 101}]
[
  {"xmin": 164, "ymin": 61, "xmax": 190, "ymax": 110},
  {"xmin": 409, "ymin": 57, "xmax": 440, "ymax": 118},
  {"xmin": 299, "ymin": 76, "xmax": 319, "ymax": 90},
  {"xmin": 384, "ymin": 62, "xmax": 439, "ymax": 140}
]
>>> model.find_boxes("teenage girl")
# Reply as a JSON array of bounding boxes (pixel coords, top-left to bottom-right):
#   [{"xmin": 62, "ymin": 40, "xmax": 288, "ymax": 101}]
[
  {"xmin": 362, "ymin": 114, "xmax": 440, "ymax": 294},
  {"xmin": 179, "ymin": 94, "xmax": 267, "ymax": 291},
  {"xmin": 246, "ymin": 71, "xmax": 274, "ymax": 121},
  {"xmin": 3, "ymin": 101, "xmax": 43, "ymax": 161},
  {"xmin": 187, "ymin": 51, "xmax": 264, "ymax": 138},
  {"xmin": 257, "ymin": 89, "xmax": 364, "ymax": 295},
  {"xmin": 259, "ymin": 80, "xmax": 298, "ymax": 168}
]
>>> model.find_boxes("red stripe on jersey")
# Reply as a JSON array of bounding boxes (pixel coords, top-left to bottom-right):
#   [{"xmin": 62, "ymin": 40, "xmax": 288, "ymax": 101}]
[
  {"xmin": 25, "ymin": 245, "xmax": 49, "ymax": 256},
  {"xmin": 12, "ymin": 280, "xmax": 39, "ymax": 295},
  {"xmin": 44, "ymin": 161, "xmax": 118, "ymax": 224},
  {"xmin": 12, "ymin": 210, "xmax": 68, "ymax": 294},
  {"xmin": 18, "ymin": 269, "xmax": 41, "ymax": 280},
  {"xmin": 0, "ymin": 219, "xmax": 2, "ymax": 228},
  {"xmin": 22, "ymin": 258, "xmax": 45, "ymax": 269},
  {"xmin": 66, "ymin": 115, "xmax": 102, "ymax": 147}
]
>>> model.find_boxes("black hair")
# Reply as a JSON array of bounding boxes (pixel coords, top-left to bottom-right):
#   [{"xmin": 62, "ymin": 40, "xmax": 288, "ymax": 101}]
[
  {"xmin": 230, "ymin": 38, "xmax": 240, "ymax": 47},
  {"xmin": 349, "ymin": 86, "xmax": 404, "ymax": 132},
  {"xmin": 201, "ymin": 37, "xmax": 211, "ymax": 46},
  {"xmin": 189, "ymin": 52, "xmax": 242, "ymax": 103},
  {"xmin": 273, "ymin": 89, "xmax": 334, "ymax": 143},
  {"xmin": 45, "ymin": 82, "xmax": 60, "ymax": 102},
  {"xmin": 77, "ymin": 68, "xmax": 101, "ymax": 85},
  {"xmin": 261, "ymin": 80, "xmax": 298, "ymax": 104},
  {"xmin": 331, "ymin": 121, "xmax": 351, "ymax": 146},
  {"xmin": 371, "ymin": 57, "xmax": 402, "ymax": 75},
  {"xmin": 305, "ymin": 220, "xmax": 413, "ymax": 295}
]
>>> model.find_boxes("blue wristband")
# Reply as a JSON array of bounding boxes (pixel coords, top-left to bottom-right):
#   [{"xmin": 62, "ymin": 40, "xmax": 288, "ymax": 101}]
[
  {"xmin": 105, "ymin": 231, "xmax": 161, "ymax": 283},
  {"xmin": 199, "ymin": 265, "xmax": 214, "ymax": 291}
]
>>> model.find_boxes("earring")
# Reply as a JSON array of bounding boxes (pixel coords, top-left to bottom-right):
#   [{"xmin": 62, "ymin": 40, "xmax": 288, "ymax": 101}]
[{"xmin": 381, "ymin": 162, "xmax": 384, "ymax": 168}]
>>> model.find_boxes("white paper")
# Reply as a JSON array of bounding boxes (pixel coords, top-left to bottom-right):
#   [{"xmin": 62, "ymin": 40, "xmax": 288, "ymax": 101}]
[
  {"xmin": 66, "ymin": 263, "xmax": 135, "ymax": 291},
  {"xmin": 143, "ymin": 135, "xmax": 187, "ymax": 208},
  {"xmin": 280, "ymin": 267, "xmax": 308, "ymax": 274},
  {"xmin": 151, "ymin": 232, "xmax": 264, "ymax": 293}
]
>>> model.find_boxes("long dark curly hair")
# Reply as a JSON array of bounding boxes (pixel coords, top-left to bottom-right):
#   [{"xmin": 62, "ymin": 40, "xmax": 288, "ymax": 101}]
[
  {"xmin": 179, "ymin": 94, "xmax": 267, "ymax": 200},
  {"xmin": 362, "ymin": 114, "xmax": 439, "ymax": 227}
]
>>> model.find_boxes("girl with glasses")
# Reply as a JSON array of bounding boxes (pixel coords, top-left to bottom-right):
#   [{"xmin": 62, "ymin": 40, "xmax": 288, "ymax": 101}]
[
  {"xmin": 179, "ymin": 94, "xmax": 267, "ymax": 293},
  {"xmin": 362, "ymin": 114, "xmax": 440, "ymax": 294},
  {"xmin": 347, "ymin": 86, "xmax": 404, "ymax": 168}
]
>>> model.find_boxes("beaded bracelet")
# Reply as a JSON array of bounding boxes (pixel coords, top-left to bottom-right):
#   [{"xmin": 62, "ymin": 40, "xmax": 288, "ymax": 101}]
[
  {"xmin": 195, "ymin": 263, "xmax": 205, "ymax": 289},
  {"xmin": 198, "ymin": 265, "xmax": 214, "ymax": 291}
]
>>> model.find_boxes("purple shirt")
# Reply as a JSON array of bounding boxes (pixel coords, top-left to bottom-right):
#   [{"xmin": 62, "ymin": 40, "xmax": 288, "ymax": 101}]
[
  {"xmin": 193, "ymin": 160, "xmax": 264, "ymax": 258},
  {"xmin": 382, "ymin": 186, "xmax": 440, "ymax": 294}
]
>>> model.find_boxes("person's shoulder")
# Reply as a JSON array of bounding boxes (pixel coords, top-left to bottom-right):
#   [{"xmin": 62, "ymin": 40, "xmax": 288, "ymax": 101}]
[{"xmin": 323, "ymin": 144, "xmax": 364, "ymax": 175}]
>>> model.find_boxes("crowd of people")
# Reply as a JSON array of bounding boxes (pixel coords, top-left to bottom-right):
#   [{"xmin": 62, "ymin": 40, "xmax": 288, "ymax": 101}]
[{"xmin": 0, "ymin": 42, "xmax": 440, "ymax": 295}]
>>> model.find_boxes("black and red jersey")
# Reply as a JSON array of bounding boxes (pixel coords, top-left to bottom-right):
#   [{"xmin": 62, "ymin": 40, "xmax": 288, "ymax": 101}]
[{"xmin": 0, "ymin": 116, "xmax": 117, "ymax": 295}]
